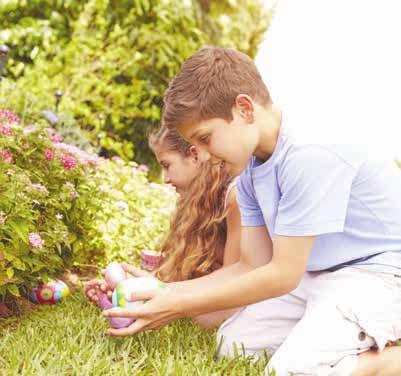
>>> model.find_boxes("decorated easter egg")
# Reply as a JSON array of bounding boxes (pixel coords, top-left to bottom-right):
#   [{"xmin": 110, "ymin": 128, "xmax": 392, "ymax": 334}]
[
  {"xmin": 29, "ymin": 279, "xmax": 70, "ymax": 304},
  {"xmin": 112, "ymin": 277, "xmax": 168, "ymax": 310},
  {"xmin": 98, "ymin": 292, "xmax": 134, "ymax": 329},
  {"xmin": 104, "ymin": 262, "xmax": 126, "ymax": 289}
]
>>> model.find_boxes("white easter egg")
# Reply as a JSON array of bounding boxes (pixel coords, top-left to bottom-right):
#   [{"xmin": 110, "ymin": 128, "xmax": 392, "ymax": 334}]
[{"xmin": 112, "ymin": 277, "xmax": 168, "ymax": 310}]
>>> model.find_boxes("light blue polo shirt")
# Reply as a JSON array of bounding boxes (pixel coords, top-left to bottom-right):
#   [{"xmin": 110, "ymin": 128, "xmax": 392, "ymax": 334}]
[{"xmin": 237, "ymin": 115, "xmax": 401, "ymax": 273}]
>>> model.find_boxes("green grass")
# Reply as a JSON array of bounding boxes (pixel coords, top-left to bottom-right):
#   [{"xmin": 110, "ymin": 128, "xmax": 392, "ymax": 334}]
[{"xmin": 0, "ymin": 290, "xmax": 269, "ymax": 375}]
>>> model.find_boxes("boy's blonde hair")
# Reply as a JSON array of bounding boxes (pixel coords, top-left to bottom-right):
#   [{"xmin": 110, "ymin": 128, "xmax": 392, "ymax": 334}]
[{"xmin": 163, "ymin": 46, "xmax": 272, "ymax": 129}]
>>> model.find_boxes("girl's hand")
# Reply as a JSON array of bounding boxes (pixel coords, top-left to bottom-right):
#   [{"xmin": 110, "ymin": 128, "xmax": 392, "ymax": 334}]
[
  {"xmin": 120, "ymin": 262, "xmax": 152, "ymax": 278},
  {"xmin": 84, "ymin": 278, "xmax": 112, "ymax": 303},
  {"xmin": 103, "ymin": 289, "xmax": 190, "ymax": 337},
  {"xmin": 84, "ymin": 262, "xmax": 150, "ymax": 304}
]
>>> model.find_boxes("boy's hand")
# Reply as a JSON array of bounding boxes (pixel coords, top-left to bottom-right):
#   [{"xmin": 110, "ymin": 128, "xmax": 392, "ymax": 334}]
[
  {"xmin": 84, "ymin": 278, "xmax": 112, "ymax": 303},
  {"xmin": 104, "ymin": 289, "xmax": 189, "ymax": 336}
]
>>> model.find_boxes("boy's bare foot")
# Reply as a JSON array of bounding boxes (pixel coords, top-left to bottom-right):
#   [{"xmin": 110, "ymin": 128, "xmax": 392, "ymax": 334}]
[{"xmin": 354, "ymin": 346, "xmax": 401, "ymax": 376}]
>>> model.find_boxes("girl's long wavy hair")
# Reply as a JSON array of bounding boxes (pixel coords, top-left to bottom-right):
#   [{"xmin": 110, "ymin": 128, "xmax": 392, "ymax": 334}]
[{"xmin": 149, "ymin": 126, "xmax": 233, "ymax": 282}]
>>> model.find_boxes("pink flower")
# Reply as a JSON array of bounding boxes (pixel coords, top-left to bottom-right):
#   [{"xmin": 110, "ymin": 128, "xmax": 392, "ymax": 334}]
[
  {"xmin": 0, "ymin": 110, "xmax": 20, "ymax": 124},
  {"xmin": 59, "ymin": 154, "xmax": 76, "ymax": 170},
  {"xmin": 0, "ymin": 124, "xmax": 13, "ymax": 136},
  {"xmin": 88, "ymin": 155, "xmax": 100, "ymax": 167},
  {"xmin": 27, "ymin": 184, "xmax": 48, "ymax": 194},
  {"xmin": 69, "ymin": 191, "xmax": 79, "ymax": 199},
  {"xmin": 53, "ymin": 142, "xmax": 99, "ymax": 167},
  {"xmin": 23, "ymin": 125, "xmax": 37, "ymax": 135},
  {"xmin": 65, "ymin": 182, "xmax": 75, "ymax": 190},
  {"xmin": 44, "ymin": 149, "xmax": 55, "ymax": 161},
  {"xmin": 78, "ymin": 154, "xmax": 98, "ymax": 166},
  {"xmin": 0, "ymin": 150, "xmax": 13, "ymax": 163},
  {"xmin": 63, "ymin": 181, "xmax": 79, "ymax": 199},
  {"xmin": 52, "ymin": 133, "xmax": 64, "ymax": 143},
  {"xmin": 45, "ymin": 128, "xmax": 64, "ymax": 143},
  {"xmin": 29, "ymin": 232, "xmax": 44, "ymax": 249},
  {"xmin": 138, "ymin": 164, "xmax": 149, "ymax": 172}
]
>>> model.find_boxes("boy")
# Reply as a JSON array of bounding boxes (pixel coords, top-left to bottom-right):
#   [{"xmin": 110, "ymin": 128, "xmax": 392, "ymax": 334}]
[{"xmin": 105, "ymin": 47, "xmax": 401, "ymax": 375}]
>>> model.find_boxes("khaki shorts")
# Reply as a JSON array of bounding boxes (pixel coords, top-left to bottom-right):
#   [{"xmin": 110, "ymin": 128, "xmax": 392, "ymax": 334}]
[{"xmin": 217, "ymin": 267, "xmax": 401, "ymax": 376}]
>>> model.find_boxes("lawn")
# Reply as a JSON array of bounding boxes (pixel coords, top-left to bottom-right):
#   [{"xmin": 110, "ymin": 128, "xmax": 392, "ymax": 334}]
[{"xmin": 0, "ymin": 287, "xmax": 269, "ymax": 375}]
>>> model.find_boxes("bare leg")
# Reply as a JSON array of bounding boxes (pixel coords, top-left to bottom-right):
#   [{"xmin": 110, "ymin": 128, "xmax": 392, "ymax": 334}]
[
  {"xmin": 353, "ymin": 346, "xmax": 401, "ymax": 376},
  {"xmin": 193, "ymin": 308, "xmax": 238, "ymax": 329}
]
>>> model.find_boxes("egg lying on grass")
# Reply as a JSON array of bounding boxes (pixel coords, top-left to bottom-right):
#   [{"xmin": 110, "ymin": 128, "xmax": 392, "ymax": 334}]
[{"xmin": 29, "ymin": 279, "xmax": 70, "ymax": 304}]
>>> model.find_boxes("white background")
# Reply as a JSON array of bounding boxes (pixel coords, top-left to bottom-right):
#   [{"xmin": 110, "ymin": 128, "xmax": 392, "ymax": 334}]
[{"xmin": 256, "ymin": 0, "xmax": 401, "ymax": 160}]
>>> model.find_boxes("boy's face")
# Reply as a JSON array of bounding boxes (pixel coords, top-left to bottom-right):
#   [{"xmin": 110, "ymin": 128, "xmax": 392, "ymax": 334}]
[{"xmin": 176, "ymin": 109, "xmax": 259, "ymax": 176}]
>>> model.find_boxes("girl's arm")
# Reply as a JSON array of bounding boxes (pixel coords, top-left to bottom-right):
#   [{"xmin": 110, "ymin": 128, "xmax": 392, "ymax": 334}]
[{"xmin": 222, "ymin": 187, "xmax": 242, "ymax": 266}]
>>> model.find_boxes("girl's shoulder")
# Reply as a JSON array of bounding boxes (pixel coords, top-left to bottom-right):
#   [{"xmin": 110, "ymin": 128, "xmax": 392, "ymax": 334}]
[{"xmin": 224, "ymin": 177, "xmax": 238, "ymax": 209}]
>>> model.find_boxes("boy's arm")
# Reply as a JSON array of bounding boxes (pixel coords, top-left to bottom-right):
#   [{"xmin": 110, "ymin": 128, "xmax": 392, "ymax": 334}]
[
  {"xmin": 185, "ymin": 231, "xmax": 314, "ymax": 316},
  {"xmin": 104, "ymin": 228, "xmax": 314, "ymax": 336}
]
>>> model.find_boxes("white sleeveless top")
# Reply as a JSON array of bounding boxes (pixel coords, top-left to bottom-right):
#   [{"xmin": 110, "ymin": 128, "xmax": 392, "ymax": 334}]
[{"xmin": 224, "ymin": 177, "xmax": 238, "ymax": 209}]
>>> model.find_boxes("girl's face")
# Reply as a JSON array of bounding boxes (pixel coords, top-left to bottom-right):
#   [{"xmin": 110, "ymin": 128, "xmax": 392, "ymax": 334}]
[{"xmin": 155, "ymin": 148, "xmax": 199, "ymax": 194}]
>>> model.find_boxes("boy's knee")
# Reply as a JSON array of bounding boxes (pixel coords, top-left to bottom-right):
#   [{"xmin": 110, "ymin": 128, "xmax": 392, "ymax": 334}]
[
  {"xmin": 216, "ymin": 324, "xmax": 241, "ymax": 357},
  {"xmin": 216, "ymin": 320, "xmax": 272, "ymax": 359},
  {"xmin": 216, "ymin": 320, "xmax": 260, "ymax": 358},
  {"xmin": 265, "ymin": 348, "xmax": 316, "ymax": 376}
]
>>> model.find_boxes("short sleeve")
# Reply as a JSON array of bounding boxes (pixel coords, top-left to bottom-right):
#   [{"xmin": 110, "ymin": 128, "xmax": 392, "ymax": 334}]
[
  {"xmin": 237, "ymin": 167, "xmax": 265, "ymax": 227},
  {"xmin": 275, "ymin": 146, "xmax": 358, "ymax": 236}
]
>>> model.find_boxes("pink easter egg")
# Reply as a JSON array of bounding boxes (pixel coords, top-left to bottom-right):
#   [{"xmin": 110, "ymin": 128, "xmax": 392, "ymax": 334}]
[
  {"xmin": 98, "ymin": 292, "xmax": 134, "ymax": 329},
  {"xmin": 104, "ymin": 262, "xmax": 126, "ymax": 289}
]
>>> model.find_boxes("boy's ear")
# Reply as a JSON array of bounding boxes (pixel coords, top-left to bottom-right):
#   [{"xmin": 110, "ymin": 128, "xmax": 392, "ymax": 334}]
[
  {"xmin": 189, "ymin": 146, "xmax": 198, "ymax": 161},
  {"xmin": 235, "ymin": 94, "xmax": 254, "ymax": 123}
]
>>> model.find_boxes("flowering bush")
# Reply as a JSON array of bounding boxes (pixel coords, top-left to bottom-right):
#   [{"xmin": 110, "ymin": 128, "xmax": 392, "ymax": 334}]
[
  {"xmin": 0, "ymin": 109, "xmax": 97, "ymax": 297},
  {"xmin": 0, "ymin": 110, "xmax": 174, "ymax": 299},
  {"xmin": 75, "ymin": 157, "xmax": 176, "ymax": 267}
]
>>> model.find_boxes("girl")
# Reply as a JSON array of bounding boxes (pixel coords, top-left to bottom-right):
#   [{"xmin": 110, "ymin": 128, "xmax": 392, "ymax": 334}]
[
  {"xmin": 85, "ymin": 126, "xmax": 245, "ymax": 327},
  {"xmin": 149, "ymin": 126, "xmax": 240, "ymax": 281}
]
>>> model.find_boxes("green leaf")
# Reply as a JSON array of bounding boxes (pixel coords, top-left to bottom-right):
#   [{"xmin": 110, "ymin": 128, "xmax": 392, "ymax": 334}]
[
  {"xmin": 7, "ymin": 284, "xmax": 20, "ymax": 297},
  {"xmin": 7, "ymin": 220, "xmax": 30, "ymax": 245},
  {"xmin": 6, "ymin": 268, "xmax": 14, "ymax": 279}
]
